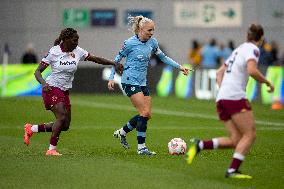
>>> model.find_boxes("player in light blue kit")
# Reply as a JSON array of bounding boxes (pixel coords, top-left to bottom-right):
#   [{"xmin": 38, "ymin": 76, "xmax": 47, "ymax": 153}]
[{"xmin": 108, "ymin": 15, "xmax": 190, "ymax": 155}]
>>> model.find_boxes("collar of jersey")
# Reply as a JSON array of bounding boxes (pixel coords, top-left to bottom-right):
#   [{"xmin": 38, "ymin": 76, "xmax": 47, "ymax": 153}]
[
  {"xmin": 136, "ymin": 35, "xmax": 147, "ymax": 43},
  {"xmin": 247, "ymin": 42, "xmax": 259, "ymax": 49}
]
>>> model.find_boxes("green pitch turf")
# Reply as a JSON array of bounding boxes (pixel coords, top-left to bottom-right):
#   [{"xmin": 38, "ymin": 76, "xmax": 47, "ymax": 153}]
[{"xmin": 0, "ymin": 94, "xmax": 283, "ymax": 189}]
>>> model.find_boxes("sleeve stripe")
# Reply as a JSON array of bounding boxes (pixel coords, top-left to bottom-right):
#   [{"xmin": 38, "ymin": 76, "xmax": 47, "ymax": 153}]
[
  {"xmin": 155, "ymin": 48, "xmax": 162, "ymax": 55},
  {"xmin": 84, "ymin": 53, "xmax": 91, "ymax": 61},
  {"xmin": 40, "ymin": 61, "xmax": 49, "ymax": 66}
]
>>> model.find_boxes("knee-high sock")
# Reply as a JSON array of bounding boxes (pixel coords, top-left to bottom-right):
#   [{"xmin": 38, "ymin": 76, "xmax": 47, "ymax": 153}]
[
  {"xmin": 122, "ymin": 114, "xmax": 140, "ymax": 133},
  {"xmin": 31, "ymin": 123, "xmax": 53, "ymax": 133},
  {"xmin": 199, "ymin": 138, "xmax": 219, "ymax": 150},
  {"xmin": 136, "ymin": 116, "xmax": 148, "ymax": 145},
  {"xmin": 227, "ymin": 152, "xmax": 245, "ymax": 173}
]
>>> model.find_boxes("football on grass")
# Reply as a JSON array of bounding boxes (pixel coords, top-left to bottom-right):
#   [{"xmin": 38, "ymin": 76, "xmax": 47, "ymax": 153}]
[{"xmin": 168, "ymin": 138, "xmax": 187, "ymax": 155}]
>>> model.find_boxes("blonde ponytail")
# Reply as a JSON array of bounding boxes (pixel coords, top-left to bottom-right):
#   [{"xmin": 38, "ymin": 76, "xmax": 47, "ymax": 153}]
[{"xmin": 127, "ymin": 15, "xmax": 153, "ymax": 34}]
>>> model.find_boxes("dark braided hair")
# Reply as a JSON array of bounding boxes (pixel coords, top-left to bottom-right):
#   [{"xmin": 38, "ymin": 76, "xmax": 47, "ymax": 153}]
[
  {"xmin": 54, "ymin": 28, "xmax": 78, "ymax": 46},
  {"xmin": 247, "ymin": 24, "xmax": 264, "ymax": 42}
]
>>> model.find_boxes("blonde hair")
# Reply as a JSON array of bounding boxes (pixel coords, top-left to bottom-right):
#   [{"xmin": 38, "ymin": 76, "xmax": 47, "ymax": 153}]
[{"xmin": 127, "ymin": 15, "xmax": 153, "ymax": 34}]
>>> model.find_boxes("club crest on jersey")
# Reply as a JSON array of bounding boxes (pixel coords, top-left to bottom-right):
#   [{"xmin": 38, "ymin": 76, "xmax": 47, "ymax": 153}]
[
  {"xmin": 131, "ymin": 87, "xmax": 135, "ymax": 91},
  {"xmin": 69, "ymin": 52, "xmax": 75, "ymax": 58},
  {"xmin": 253, "ymin": 49, "xmax": 259, "ymax": 57}
]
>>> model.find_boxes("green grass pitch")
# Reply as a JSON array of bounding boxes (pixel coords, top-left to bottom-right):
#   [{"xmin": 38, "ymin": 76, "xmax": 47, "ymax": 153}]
[{"xmin": 0, "ymin": 94, "xmax": 283, "ymax": 189}]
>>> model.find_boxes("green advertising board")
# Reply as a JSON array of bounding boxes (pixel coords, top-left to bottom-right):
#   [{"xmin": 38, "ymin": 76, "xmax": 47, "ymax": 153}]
[
  {"xmin": 0, "ymin": 64, "xmax": 51, "ymax": 97},
  {"xmin": 261, "ymin": 66, "xmax": 283, "ymax": 104},
  {"xmin": 63, "ymin": 8, "xmax": 90, "ymax": 27}
]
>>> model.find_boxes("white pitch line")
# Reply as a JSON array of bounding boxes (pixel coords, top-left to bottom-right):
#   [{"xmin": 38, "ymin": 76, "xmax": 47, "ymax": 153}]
[{"xmin": 73, "ymin": 100, "xmax": 284, "ymax": 127}]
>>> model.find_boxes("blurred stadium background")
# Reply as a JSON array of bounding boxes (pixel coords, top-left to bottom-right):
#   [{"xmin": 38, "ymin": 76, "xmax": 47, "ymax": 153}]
[
  {"xmin": 0, "ymin": 0, "xmax": 283, "ymax": 107},
  {"xmin": 1, "ymin": 0, "xmax": 284, "ymax": 64},
  {"xmin": 0, "ymin": 1, "xmax": 284, "ymax": 188}
]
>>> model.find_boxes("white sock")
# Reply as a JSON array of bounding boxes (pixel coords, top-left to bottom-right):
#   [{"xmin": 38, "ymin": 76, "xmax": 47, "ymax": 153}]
[
  {"xmin": 198, "ymin": 141, "xmax": 204, "ymax": 150},
  {"xmin": 119, "ymin": 128, "xmax": 126, "ymax": 136},
  {"xmin": 31, "ymin": 125, "xmax": 38, "ymax": 133},
  {"xmin": 212, "ymin": 138, "xmax": 219, "ymax": 149},
  {"xmin": 48, "ymin": 144, "xmax": 56, "ymax": 150},
  {"xmin": 228, "ymin": 168, "xmax": 236, "ymax": 173},
  {"xmin": 233, "ymin": 152, "xmax": 245, "ymax": 160},
  {"xmin": 138, "ymin": 143, "xmax": 146, "ymax": 150}
]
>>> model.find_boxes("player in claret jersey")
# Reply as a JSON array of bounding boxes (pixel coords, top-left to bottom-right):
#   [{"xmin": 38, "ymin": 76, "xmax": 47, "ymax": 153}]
[
  {"xmin": 186, "ymin": 24, "xmax": 274, "ymax": 179},
  {"xmin": 24, "ymin": 28, "xmax": 123, "ymax": 156}
]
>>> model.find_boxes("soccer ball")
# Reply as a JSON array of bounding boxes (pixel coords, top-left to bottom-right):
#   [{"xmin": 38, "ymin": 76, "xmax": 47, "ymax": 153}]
[{"xmin": 168, "ymin": 138, "xmax": 187, "ymax": 155}]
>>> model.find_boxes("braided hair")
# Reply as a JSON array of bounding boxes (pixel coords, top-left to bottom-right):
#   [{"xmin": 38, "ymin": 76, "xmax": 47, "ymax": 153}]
[{"xmin": 54, "ymin": 28, "xmax": 78, "ymax": 46}]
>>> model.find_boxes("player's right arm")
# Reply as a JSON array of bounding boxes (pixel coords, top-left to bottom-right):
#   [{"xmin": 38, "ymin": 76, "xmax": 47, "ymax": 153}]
[
  {"xmin": 34, "ymin": 62, "xmax": 51, "ymax": 92},
  {"xmin": 108, "ymin": 40, "xmax": 130, "ymax": 91},
  {"xmin": 216, "ymin": 64, "xmax": 226, "ymax": 87},
  {"xmin": 34, "ymin": 50, "xmax": 54, "ymax": 92}
]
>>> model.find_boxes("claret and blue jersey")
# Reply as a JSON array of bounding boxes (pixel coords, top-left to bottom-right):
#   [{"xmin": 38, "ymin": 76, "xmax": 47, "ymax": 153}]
[{"xmin": 109, "ymin": 35, "xmax": 181, "ymax": 86}]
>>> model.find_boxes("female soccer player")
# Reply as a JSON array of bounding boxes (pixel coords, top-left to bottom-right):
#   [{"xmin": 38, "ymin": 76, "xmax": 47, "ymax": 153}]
[
  {"xmin": 108, "ymin": 15, "xmax": 190, "ymax": 155},
  {"xmin": 24, "ymin": 28, "xmax": 122, "ymax": 156},
  {"xmin": 186, "ymin": 24, "xmax": 274, "ymax": 178}
]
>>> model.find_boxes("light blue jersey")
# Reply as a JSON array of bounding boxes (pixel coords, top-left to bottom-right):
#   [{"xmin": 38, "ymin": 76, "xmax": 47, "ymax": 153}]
[
  {"xmin": 201, "ymin": 44, "xmax": 220, "ymax": 69},
  {"xmin": 109, "ymin": 35, "xmax": 181, "ymax": 86}
]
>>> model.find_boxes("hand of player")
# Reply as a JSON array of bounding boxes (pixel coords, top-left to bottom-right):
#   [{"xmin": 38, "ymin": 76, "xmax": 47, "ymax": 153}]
[
  {"xmin": 115, "ymin": 63, "xmax": 124, "ymax": 75},
  {"xmin": 180, "ymin": 66, "xmax": 193, "ymax": 76},
  {"xmin": 266, "ymin": 82, "xmax": 274, "ymax": 93},
  {"xmin": 42, "ymin": 82, "xmax": 51, "ymax": 92},
  {"xmin": 108, "ymin": 80, "xmax": 115, "ymax": 91}
]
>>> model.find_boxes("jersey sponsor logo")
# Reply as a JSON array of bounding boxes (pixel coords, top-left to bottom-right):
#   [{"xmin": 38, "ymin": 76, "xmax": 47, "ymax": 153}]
[
  {"xmin": 137, "ymin": 54, "xmax": 150, "ymax": 62},
  {"xmin": 253, "ymin": 49, "xmax": 259, "ymax": 57},
  {"xmin": 60, "ymin": 60, "xmax": 77, "ymax": 66},
  {"xmin": 137, "ymin": 55, "xmax": 144, "ymax": 59}
]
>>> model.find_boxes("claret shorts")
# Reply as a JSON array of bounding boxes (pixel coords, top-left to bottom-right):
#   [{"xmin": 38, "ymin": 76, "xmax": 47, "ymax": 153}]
[
  {"xmin": 216, "ymin": 98, "xmax": 252, "ymax": 121},
  {"xmin": 42, "ymin": 86, "xmax": 71, "ymax": 111}
]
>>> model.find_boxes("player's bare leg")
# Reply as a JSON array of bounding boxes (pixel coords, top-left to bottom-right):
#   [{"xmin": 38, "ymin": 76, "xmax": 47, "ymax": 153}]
[
  {"xmin": 45, "ymin": 103, "xmax": 68, "ymax": 156},
  {"xmin": 130, "ymin": 93, "xmax": 155, "ymax": 155},
  {"xmin": 225, "ymin": 111, "xmax": 255, "ymax": 179}
]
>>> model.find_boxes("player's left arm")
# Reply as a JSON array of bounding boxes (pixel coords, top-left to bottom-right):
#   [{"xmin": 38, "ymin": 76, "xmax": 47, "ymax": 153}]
[
  {"xmin": 247, "ymin": 59, "xmax": 274, "ymax": 92},
  {"xmin": 86, "ymin": 55, "xmax": 123, "ymax": 74},
  {"xmin": 155, "ymin": 48, "xmax": 190, "ymax": 75},
  {"xmin": 86, "ymin": 55, "xmax": 114, "ymax": 65}
]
